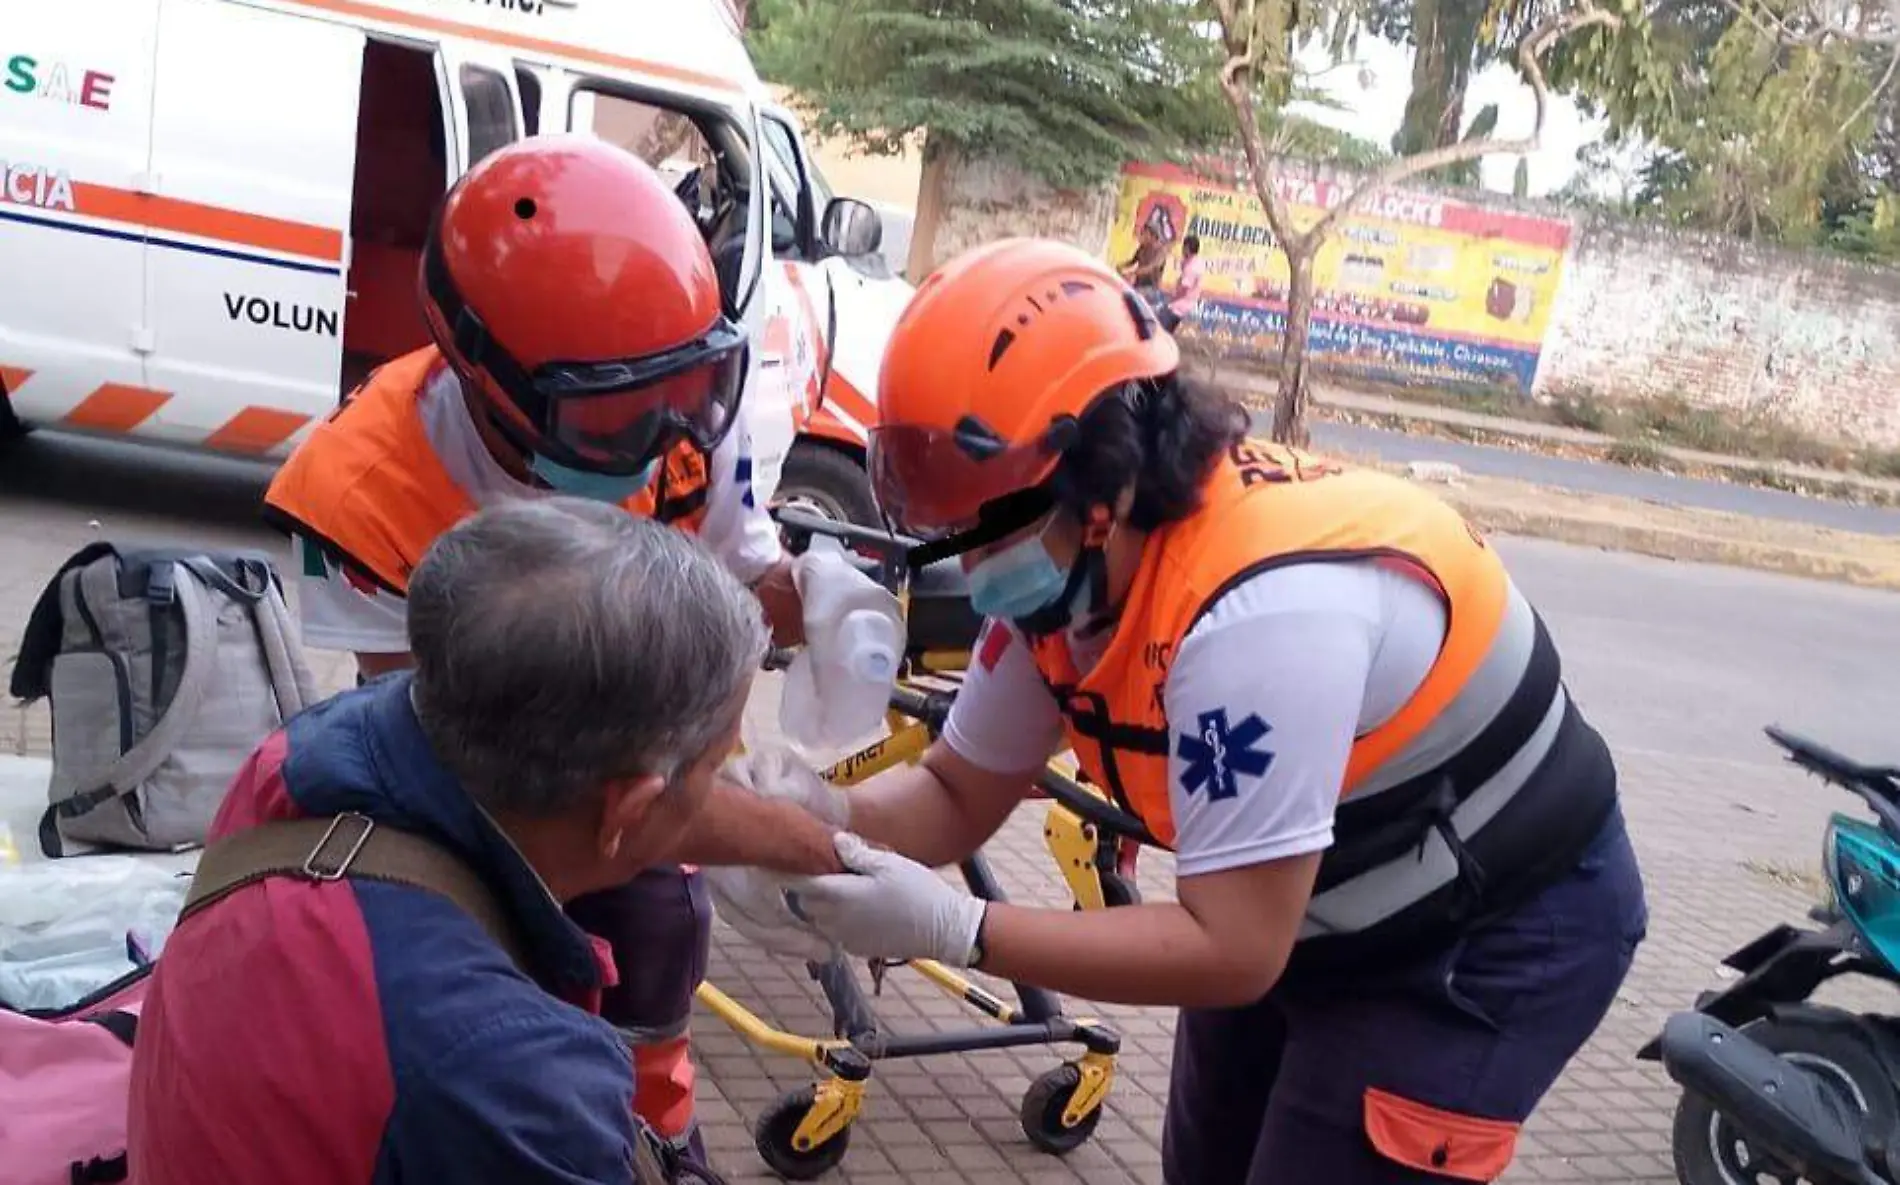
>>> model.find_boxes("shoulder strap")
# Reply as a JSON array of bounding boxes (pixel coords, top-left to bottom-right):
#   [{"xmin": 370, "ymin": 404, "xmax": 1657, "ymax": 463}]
[{"xmin": 179, "ymin": 814, "xmax": 529, "ymax": 970}]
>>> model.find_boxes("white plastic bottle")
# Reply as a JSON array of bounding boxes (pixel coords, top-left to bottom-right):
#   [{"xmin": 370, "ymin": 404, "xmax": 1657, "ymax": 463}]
[{"xmin": 779, "ymin": 550, "xmax": 904, "ymax": 749}]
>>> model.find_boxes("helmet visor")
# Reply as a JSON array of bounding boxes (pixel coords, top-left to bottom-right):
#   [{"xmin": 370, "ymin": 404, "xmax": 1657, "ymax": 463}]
[
  {"xmin": 868, "ymin": 422, "xmax": 1062, "ymax": 536},
  {"xmin": 533, "ymin": 321, "xmax": 749, "ymax": 476}
]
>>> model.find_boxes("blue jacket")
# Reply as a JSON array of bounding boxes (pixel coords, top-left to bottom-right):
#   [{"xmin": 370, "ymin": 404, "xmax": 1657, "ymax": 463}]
[{"xmin": 128, "ymin": 674, "xmax": 645, "ymax": 1183}]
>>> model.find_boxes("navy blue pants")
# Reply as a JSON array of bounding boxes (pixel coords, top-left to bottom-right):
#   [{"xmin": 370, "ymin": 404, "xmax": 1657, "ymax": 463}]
[
  {"xmin": 1163, "ymin": 805, "xmax": 1648, "ymax": 1184},
  {"xmin": 565, "ymin": 864, "xmax": 713, "ymax": 1159}
]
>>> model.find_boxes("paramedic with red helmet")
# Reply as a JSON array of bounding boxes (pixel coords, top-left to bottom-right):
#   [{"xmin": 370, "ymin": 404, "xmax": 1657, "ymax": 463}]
[
  {"xmin": 263, "ymin": 135, "xmax": 857, "ymax": 1161},
  {"xmin": 774, "ymin": 238, "xmax": 1651, "ymax": 1183}
]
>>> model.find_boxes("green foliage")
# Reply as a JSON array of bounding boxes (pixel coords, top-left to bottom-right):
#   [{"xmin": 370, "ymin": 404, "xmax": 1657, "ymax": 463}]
[
  {"xmin": 747, "ymin": 0, "xmax": 1233, "ymax": 187},
  {"xmin": 1629, "ymin": 19, "xmax": 1880, "ymax": 241},
  {"xmin": 1534, "ymin": 0, "xmax": 1900, "ymax": 259}
]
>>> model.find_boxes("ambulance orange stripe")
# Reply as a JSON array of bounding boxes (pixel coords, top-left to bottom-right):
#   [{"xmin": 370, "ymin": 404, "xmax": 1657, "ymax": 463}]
[
  {"xmin": 204, "ymin": 406, "xmax": 314, "ymax": 454},
  {"xmin": 779, "ymin": 263, "xmax": 832, "ymax": 408},
  {"xmin": 63, "ymin": 384, "xmax": 172, "ymax": 433},
  {"xmin": 72, "ymin": 183, "xmax": 344, "ymax": 262},
  {"xmin": 825, "ymin": 372, "xmax": 877, "ymax": 426},
  {"xmin": 279, "ymin": 0, "xmax": 744, "ymax": 97},
  {"xmin": 0, "ymin": 365, "xmax": 31, "ymax": 393}
]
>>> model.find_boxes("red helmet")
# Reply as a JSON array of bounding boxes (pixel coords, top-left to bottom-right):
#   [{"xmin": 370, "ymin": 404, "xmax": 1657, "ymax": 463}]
[{"xmin": 418, "ymin": 134, "xmax": 748, "ymax": 476}]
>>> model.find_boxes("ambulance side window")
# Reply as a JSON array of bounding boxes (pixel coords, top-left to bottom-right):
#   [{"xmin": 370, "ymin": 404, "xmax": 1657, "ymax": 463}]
[
  {"xmin": 459, "ymin": 64, "xmax": 519, "ymax": 166},
  {"xmin": 760, "ymin": 116, "xmax": 806, "ymax": 258},
  {"xmin": 514, "ymin": 67, "xmax": 542, "ymax": 136}
]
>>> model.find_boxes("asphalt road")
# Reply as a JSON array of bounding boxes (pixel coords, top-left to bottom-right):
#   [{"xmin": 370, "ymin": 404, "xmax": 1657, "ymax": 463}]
[{"xmin": 1306, "ymin": 418, "xmax": 1900, "ymax": 538}]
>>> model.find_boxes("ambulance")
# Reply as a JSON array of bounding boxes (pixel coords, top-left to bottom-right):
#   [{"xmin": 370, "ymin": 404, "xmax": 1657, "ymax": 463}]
[{"xmin": 0, "ymin": 0, "xmax": 909, "ymax": 525}]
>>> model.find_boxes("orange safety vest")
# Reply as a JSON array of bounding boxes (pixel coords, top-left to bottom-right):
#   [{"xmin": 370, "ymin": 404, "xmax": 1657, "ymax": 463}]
[
  {"xmin": 1027, "ymin": 439, "xmax": 1616, "ymax": 967},
  {"xmin": 260, "ymin": 345, "xmax": 710, "ymax": 1140},
  {"xmin": 263, "ymin": 347, "xmax": 712, "ymax": 596}
]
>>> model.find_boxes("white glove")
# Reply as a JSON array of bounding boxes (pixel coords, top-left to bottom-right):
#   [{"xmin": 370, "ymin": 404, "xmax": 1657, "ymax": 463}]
[
  {"xmin": 786, "ymin": 833, "xmax": 988, "ymax": 968},
  {"xmin": 705, "ymin": 864, "xmax": 838, "ymax": 964},
  {"xmin": 722, "ymin": 745, "xmax": 851, "ymax": 829}
]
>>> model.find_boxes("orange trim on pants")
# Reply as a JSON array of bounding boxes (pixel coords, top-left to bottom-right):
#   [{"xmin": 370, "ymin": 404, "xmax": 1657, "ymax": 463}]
[
  {"xmin": 1362, "ymin": 1087, "xmax": 1521, "ymax": 1182},
  {"xmin": 633, "ymin": 1035, "xmax": 696, "ymax": 1140}
]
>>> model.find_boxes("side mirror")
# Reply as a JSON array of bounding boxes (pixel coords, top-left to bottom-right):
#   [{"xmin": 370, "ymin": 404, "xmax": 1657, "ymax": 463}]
[{"xmin": 821, "ymin": 197, "xmax": 883, "ymax": 258}]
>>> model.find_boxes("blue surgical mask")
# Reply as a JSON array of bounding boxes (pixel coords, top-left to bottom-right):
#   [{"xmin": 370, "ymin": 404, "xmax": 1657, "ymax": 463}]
[
  {"xmin": 530, "ymin": 454, "xmax": 658, "ymax": 503},
  {"xmin": 967, "ymin": 520, "xmax": 1074, "ymax": 622}
]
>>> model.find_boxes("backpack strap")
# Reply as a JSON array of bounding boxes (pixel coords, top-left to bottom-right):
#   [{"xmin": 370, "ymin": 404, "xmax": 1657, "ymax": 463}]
[
  {"xmin": 179, "ymin": 555, "xmax": 317, "ymax": 723},
  {"xmin": 175, "ymin": 813, "xmax": 699, "ymax": 1184},
  {"xmin": 179, "ymin": 813, "xmax": 529, "ymax": 970}
]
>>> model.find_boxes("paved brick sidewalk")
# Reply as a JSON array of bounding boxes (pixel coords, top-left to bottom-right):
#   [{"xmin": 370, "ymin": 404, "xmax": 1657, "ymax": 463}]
[{"xmin": 6, "ymin": 432, "xmax": 1899, "ymax": 1184}]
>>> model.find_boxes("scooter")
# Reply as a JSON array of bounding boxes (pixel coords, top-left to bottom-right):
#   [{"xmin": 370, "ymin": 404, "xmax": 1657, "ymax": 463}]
[{"xmin": 1640, "ymin": 726, "xmax": 1900, "ymax": 1184}]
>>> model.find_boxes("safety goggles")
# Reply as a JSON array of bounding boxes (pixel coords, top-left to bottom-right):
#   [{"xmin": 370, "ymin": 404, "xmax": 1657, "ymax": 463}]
[
  {"xmin": 422, "ymin": 238, "xmax": 749, "ymax": 477},
  {"xmin": 867, "ymin": 416, "xmax": 1075, "ymax": 535}
]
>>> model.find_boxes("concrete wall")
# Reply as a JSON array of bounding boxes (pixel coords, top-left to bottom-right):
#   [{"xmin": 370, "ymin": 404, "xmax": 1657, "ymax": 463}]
[
  {"xmin": 906, "ymin": 153, "xmax": 1900, "ymax": 449},
  {"xmin": 906, "ymin": 151, "xmax": 1121, "ymax": 278},
  {"xmin": 757, "ymin": 89, "xmax": 1900, "ymax": 449},
  {"xmin": 1537, "ymin": 216, "xmax": 1900, "ymax": 449}
]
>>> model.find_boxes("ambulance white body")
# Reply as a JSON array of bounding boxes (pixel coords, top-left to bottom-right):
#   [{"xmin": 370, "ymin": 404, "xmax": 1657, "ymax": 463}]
[{"xmin": 0, "ymin": 0, "xmax": 908, "ymax": 522}]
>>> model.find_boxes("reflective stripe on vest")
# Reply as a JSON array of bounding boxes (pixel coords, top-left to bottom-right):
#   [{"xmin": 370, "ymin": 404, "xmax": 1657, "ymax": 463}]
[
  {"xmin": 262, "ymin": 346, "xmax": 712, "ymax": 595},
  {"xmin": 1025, "ymin": 442, "xmax": 1615, "ymax": 963}
]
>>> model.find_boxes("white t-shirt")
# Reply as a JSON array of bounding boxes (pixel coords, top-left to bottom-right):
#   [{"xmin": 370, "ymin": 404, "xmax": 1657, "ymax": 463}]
[
  {"xmin": 942, "ymin": 559, "xmax": 1450, "ymax": 878},
  {"xmin": 292, "ymin": 364, "xmax": 785, "ymax": 655}
]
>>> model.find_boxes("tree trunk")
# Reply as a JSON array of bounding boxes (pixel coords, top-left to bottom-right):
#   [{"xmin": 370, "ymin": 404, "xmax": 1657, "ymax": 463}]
[
  {"xmin": 1270, "ymin": 240, "xmax": 1318, "ymax": 447},
  {"xmin": 1393, "ymin": 0, "xmax": 1484, "ymax": 184},
  {"xmin": 906, "ymin": 131, "xmax": 952, "ymax": 284}
]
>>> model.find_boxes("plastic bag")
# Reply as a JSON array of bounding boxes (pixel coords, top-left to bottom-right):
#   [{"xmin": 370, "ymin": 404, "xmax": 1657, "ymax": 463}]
[{"xmin": 0, "ymin": 855, "xmax": 191, "ymax": 1012}]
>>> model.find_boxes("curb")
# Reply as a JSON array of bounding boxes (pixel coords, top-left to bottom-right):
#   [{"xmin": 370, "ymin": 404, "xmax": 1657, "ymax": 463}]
[
  {"xmin": 1324, "ymin": 403, "xmax": 1900, "ymax": 504},
  {"xmin": 1445, "ymin": 493, "xmax": 1900, "ymax": 592}
]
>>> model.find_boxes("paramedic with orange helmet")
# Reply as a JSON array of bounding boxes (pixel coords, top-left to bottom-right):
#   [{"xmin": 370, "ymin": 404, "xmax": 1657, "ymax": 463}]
[
  {"xmin": 777, "ymin": 238, "xmax": 1651, "ymax": 1183},
  {"xmin": 263, "ymin": 135, "xmax": 857, "ymax": 1162}
]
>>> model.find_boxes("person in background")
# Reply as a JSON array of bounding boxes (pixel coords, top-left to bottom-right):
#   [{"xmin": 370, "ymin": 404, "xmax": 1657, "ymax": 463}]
[
  {"xmin": 1159, "ymin": 233, "xmax": 1203, "ymax": 334},
  {"xmin": 129, "ymin": 500, "xmax": 770, "ymax": 1184},
  {"xmin": 260, "ymin": 134, "xmax": 865, "ymax": 1160},
  {"xmin": 1119, "ymin": 224, "xmax": 1170, "ymax": 300}
]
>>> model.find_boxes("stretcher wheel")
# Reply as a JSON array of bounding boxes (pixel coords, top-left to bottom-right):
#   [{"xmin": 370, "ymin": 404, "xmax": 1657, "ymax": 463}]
[
  {"xmin": 754, "ymin": 1085, "xmax": 852, "ymax": 1180},
  {"xmin": 1020, "ymin": 1063, "xmax": 1104, "ymax": 1155}
]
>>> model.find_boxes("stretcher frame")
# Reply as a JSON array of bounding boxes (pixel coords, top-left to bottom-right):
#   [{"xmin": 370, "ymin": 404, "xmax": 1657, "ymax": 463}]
[{"xmin": 695, "ymin": 510, "xmax": 1157, "ymax": 1180}]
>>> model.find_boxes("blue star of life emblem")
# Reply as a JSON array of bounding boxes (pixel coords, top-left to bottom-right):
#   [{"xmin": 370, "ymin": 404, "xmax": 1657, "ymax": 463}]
[{"xmin": 1175, "ymin": 709, "xmax": 1274, "ymax": 802}]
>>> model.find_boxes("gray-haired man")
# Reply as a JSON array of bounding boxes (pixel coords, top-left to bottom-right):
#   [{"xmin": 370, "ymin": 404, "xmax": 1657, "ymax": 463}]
[{"xmin": 130, "ymin": 498, "xmax": 831, "ymax": 1183}]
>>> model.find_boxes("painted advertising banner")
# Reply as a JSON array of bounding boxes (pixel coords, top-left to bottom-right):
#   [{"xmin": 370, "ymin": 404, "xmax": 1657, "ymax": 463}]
[{"xmin": 1109, "ymin": 161, "xmax": 1574, "ymax": 395}]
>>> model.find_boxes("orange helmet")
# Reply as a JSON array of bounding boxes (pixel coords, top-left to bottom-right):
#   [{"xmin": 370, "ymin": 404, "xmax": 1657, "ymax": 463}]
[
  {"xmin": 870, "ymin": 238, "xmax": 1179, "ymax": 537},
  {"xmin": 418, "ymin": 134, "xmax": 748, "ymax": 478}
]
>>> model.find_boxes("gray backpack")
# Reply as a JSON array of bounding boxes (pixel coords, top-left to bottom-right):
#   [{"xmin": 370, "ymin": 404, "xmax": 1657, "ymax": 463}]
[{"xmin": 9, "ymin": 544, "xmax": 318, "ymax": 858}]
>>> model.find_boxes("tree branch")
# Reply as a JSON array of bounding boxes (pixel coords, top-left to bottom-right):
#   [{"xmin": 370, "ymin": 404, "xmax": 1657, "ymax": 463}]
[
  {"xmin": 1212, "ymin": 0, "xmax": 1306, "ymax": 252},
  {"xmin": 1841, "ymin": 37, "xmax": 1900, "ymax": 135},
  {"xmin": 1716, "ymin": 0, "xmax": 1900, "ymax": 47},
  {"xmin": 1304, "ymin": 4, "xmax": 1621, "ymax": 241}
]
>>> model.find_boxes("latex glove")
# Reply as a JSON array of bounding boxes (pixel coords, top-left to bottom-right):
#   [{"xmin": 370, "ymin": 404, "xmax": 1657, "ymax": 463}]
[
  {"xmin": 705, "ymin": 864, "xmax": 838, "ymax": 963},
  {"xmin": 787, "ymin": 833, "xmax": 987, "ymax": 968},
  {"xmin": 722, "ymin": 745, "xmax": 851, "ymax": 829}
]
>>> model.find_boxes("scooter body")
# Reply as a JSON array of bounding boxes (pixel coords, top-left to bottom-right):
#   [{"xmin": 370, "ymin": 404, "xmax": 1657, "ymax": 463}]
[{"xmin": 1641, "ymin": 726, "xmax": 1900, "ymax": 1185}]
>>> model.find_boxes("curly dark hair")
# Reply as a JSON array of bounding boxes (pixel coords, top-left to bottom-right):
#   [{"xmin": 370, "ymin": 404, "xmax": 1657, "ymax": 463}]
[{"xmin": 1047, "ymin": 370, "xmax": 1249, "ymax": 531}]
